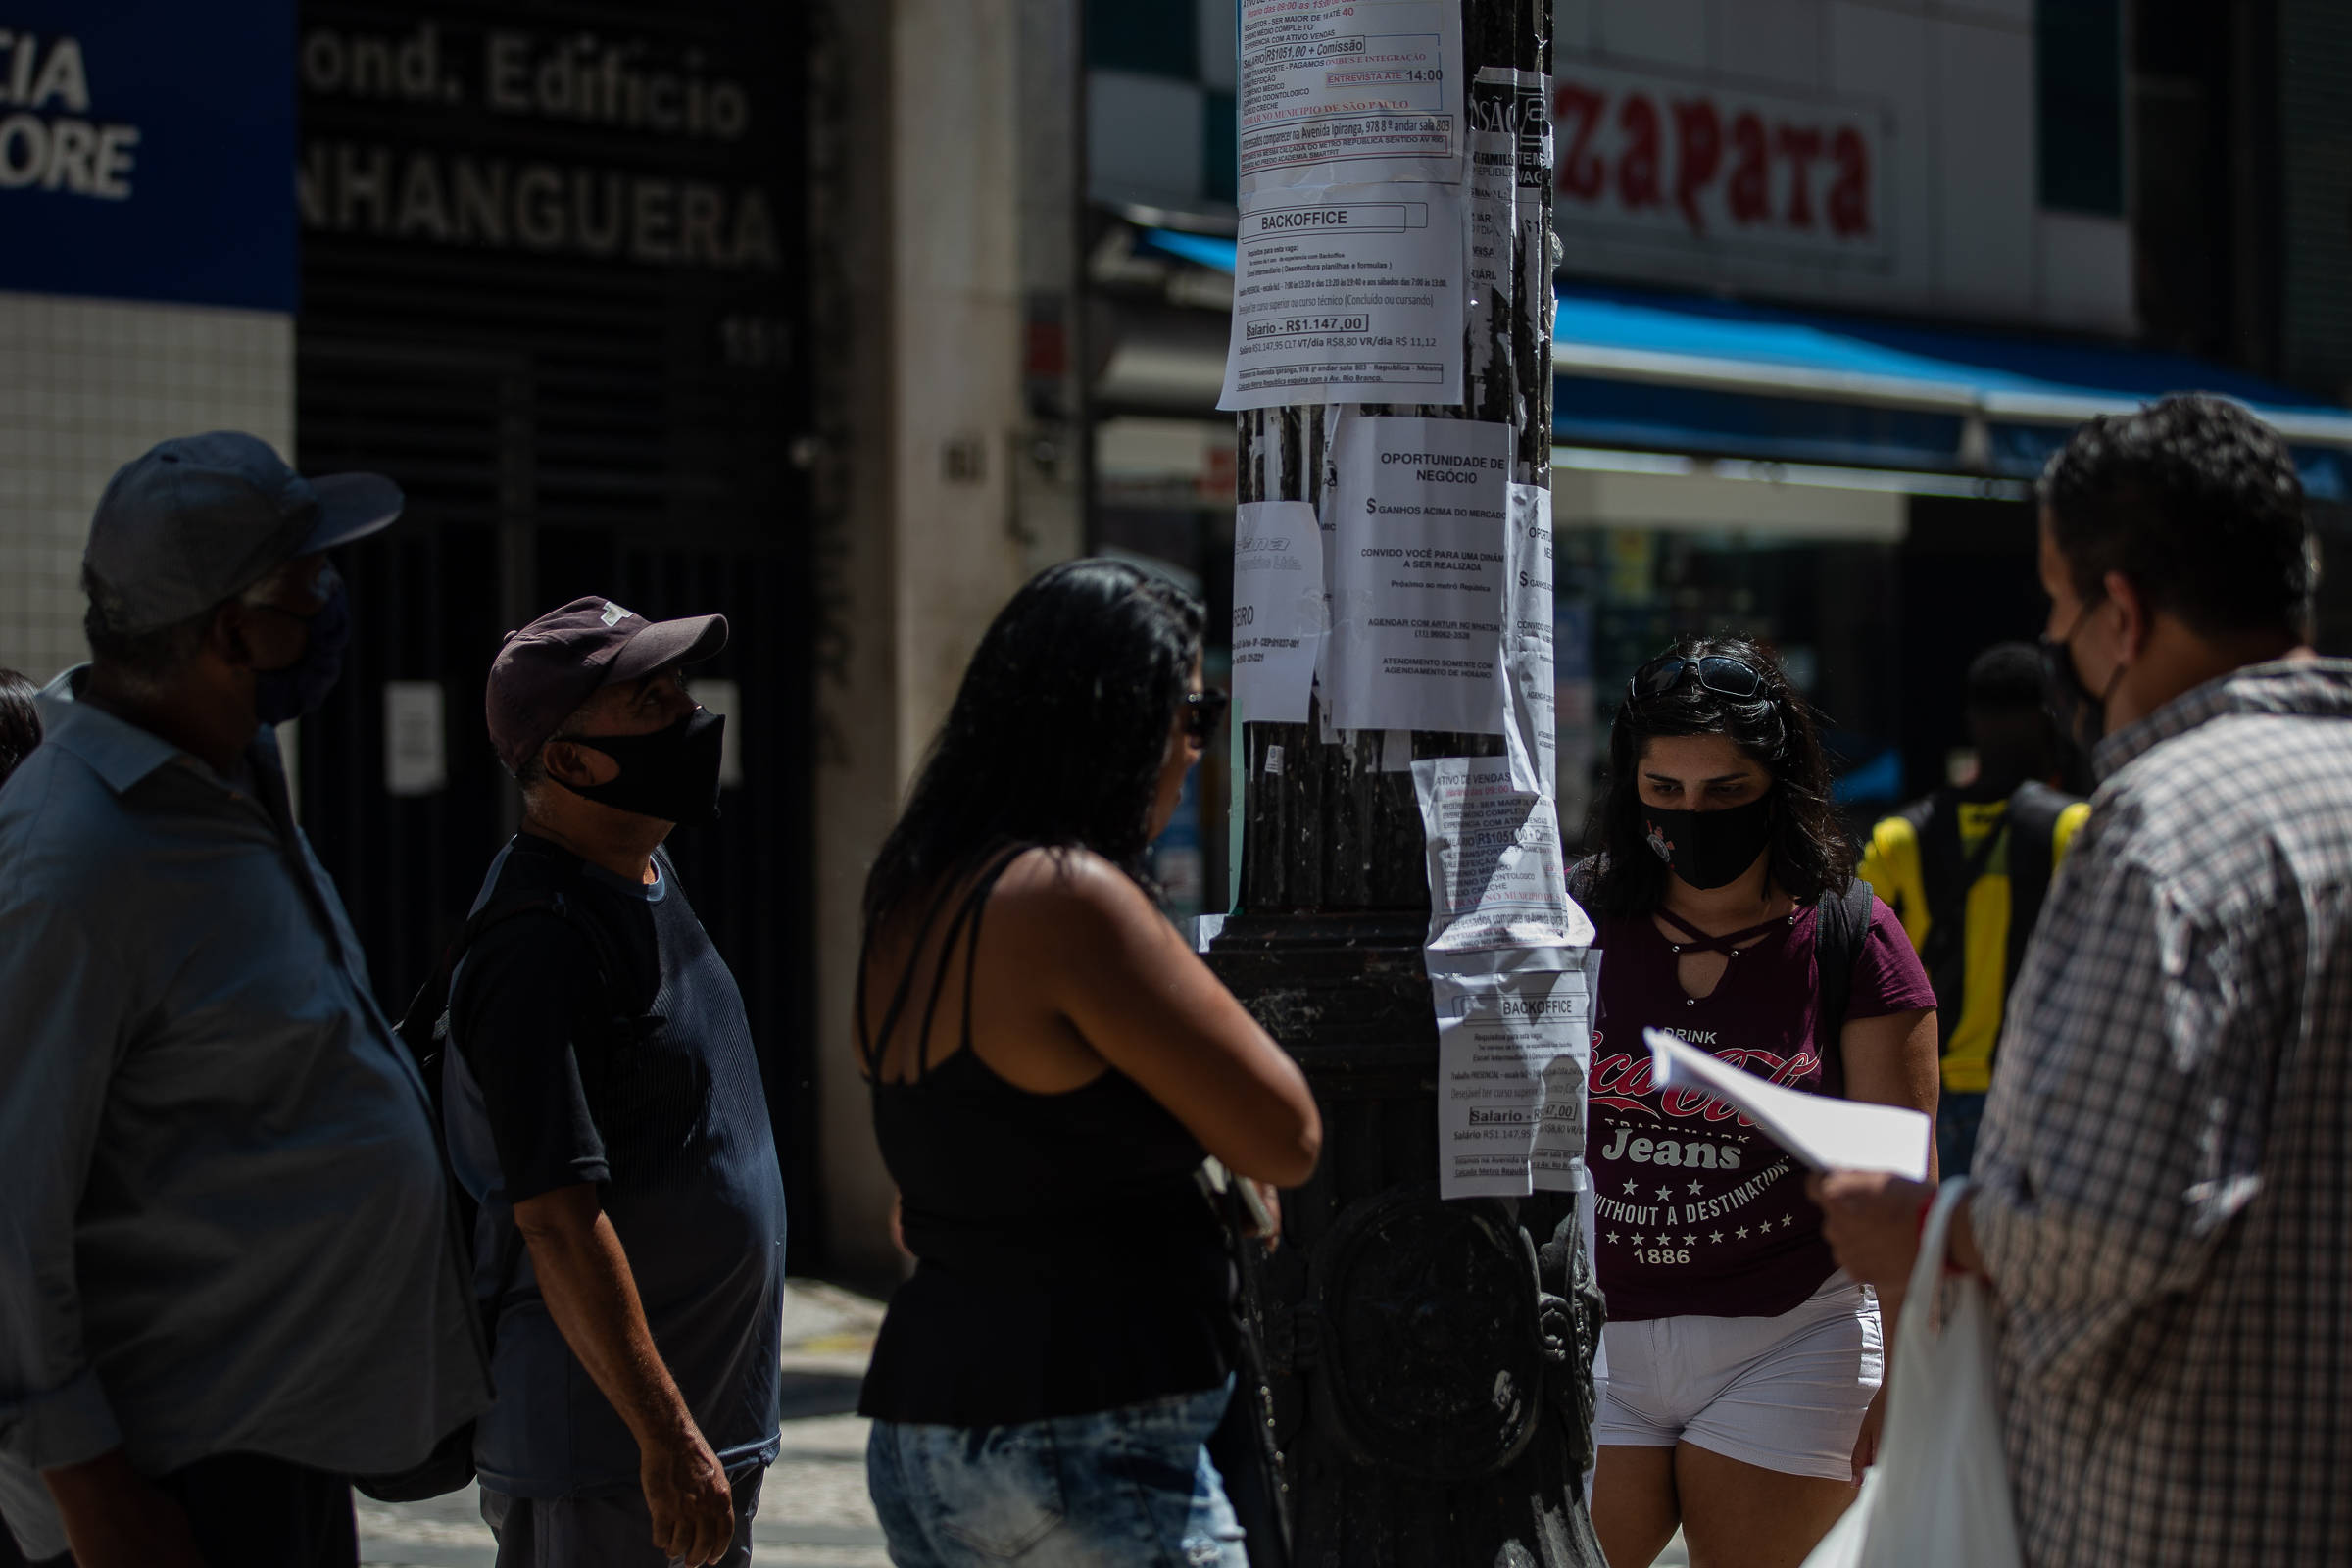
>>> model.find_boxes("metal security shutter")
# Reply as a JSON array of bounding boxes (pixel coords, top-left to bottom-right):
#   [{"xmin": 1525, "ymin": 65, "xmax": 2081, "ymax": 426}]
[
  {"xmin": 2279, "ymin": 0, "xmax": 2352, "ymax": 399},
  {"xmin": 296, "ymin": 1, "xmax": 817, "ymax": 1262}
]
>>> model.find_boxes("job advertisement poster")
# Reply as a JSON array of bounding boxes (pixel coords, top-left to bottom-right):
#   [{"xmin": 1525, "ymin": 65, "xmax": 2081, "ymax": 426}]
[
  {"xmin": 1231, "ymin": 500, "xmax": 1325, "ymax": 723},
  {"xmin": 1411, "ymin": 756, "xmax": 1590, "ymax": 952},
  {"xmin": 1324, "ymin": 416, "xmax": 1508, "ymax": 733},
  {"xmin": 1238, "ymin": 0, "xmax": 1464, "ymax": 196},
  {"xmin": 1219, "ymin": 183, "xmax": 1467, "ymax": 411},
  {"xmin": 1431, "ymin": 948, "xmax": 1597, "ymax": 1199},
  {"xmin": 1502, "ymin": 482, "xmax": 1555, "ymax": 797}
]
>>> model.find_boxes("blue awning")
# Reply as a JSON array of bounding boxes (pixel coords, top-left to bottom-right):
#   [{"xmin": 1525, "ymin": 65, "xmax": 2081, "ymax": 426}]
[
  {"xmin": 1136, "ymin": 227, "xmax": 1242, "ymax": 272},
  {"xmin": 1127, "ymin": 228, "xmax": 2352, "ymax": 497},
  {"xmin": 1557, "ymin": 284, "xmax": 2352, "ymax": 499}
]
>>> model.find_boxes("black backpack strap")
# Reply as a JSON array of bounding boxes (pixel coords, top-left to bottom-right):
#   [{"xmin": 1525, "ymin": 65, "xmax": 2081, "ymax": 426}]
[
  {"xmin": 2000, "ymin": 781, "xmax": 2078, "ymax": 993},
  {"xmin": 406, "ymin": 880, "xmax": 645, "ymax": 1072},
  {"xmin": 1911, "ymin": 790, "xmax": 1987, "ymax": 963},
  {"xmin": 394, "ymin": 891, "xmax": 566, "ymax": 1072},
  {"xmin": 1813, "ymin": 877, "xmax": 1876, "ymax": 1064},
  {"xmin": 1913, "ymin": 794, "xmax": 2006, "ymax": 1047},
  {"xmin": 1890, "ymin": 799, "xmax": 1947, "ymax": 930}
]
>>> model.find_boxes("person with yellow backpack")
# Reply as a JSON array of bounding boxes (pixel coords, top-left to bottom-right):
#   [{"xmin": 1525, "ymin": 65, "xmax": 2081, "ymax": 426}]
[{"xmin": 1859, "ymin": 643, "xmax": 2088, "ymax": 1175}]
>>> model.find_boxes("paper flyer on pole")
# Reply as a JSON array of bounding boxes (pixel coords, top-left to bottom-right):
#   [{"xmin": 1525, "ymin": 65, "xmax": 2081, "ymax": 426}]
[
  {"xmin": 1466, "ymin": 122, "xmax": 1516, "ymax": 389},
  {"xmin": 1411, "ymin": 756, "xmax": 1592, "ymax": 952},
  {"xmin": 1642, "ymin": 1029, "xmax": 1933, "ymax": 1180},
  {"xmin": 1465, "ymin": 66, "xmax": 1551, "ymax": 388},
  {"xmin": 1231, "ymin": 501, "xmax": 1325, "ymax": 724},
  {"xmin": 1237, "ymin": 0, "xmax": 1465, "ymax": 198},
  {"xmin": 1432, "ymin": 946, "xmax": 1599, "ymax": 1199},
  {"xmin": 1502, "ymin": 482, "xmax": 1555, "ymax": 797},
  {"xmin": 1325, "ymin": 416, "xmax": 1510, "ymax": 734},
  {"xmin": 1219, "ymin": 182, "xmax": 1468, "ymax": 411}
]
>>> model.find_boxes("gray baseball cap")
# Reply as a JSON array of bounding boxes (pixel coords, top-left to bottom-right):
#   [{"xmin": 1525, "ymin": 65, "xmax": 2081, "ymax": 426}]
[{"xmin": 83, "ymin": 431, "xmax": 404, "ymax": 633}]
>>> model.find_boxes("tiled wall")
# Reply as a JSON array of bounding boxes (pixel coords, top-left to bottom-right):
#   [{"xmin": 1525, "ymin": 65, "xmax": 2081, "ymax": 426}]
[{"xmin": 0, "ymin": 292, "xmax": 294, "ymax": 683}]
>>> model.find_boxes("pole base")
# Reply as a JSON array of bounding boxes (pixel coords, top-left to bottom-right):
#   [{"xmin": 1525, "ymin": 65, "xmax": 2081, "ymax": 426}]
[{"xmin": 1205, "ymin": 911, "xmax": 1607, "ymax": 1567}]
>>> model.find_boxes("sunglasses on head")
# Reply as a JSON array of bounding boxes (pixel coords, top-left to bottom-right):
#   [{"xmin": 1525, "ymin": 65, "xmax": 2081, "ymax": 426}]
[
  {"xmin": 1627, "ymin": 654, "xmax": 1768, "ymax": 705},
  {"xmin": 1183, "ymin": 688, "xmax": 1230, "ymax": 741}
]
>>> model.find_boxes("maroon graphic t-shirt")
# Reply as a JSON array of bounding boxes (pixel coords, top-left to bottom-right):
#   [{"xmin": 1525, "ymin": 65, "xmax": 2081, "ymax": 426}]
[{"xmin": 1588, "ymin": 895, "xmax": 1934, "ymax": 1322}]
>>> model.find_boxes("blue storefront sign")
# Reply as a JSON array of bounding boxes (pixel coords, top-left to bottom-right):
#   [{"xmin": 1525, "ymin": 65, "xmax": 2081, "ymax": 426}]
[{"xmin": 0, "ymin": 3, "xmax": 295, "ymax": 311}]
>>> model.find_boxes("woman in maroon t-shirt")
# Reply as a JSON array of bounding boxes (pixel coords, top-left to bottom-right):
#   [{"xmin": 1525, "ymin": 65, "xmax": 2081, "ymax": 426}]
[{"xmin": 1583, "ymin": 636, "xmax": 1937, "ymax": 1568}]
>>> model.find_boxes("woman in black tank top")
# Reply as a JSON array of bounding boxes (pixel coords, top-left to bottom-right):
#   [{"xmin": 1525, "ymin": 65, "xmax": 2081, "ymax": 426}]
[{"xmin": 855, "ymin": 560, "xmax": 1321, "ymax": 1568}]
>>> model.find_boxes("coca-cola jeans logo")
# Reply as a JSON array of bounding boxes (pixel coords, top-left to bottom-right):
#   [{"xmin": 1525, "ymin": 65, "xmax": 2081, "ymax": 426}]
[{"xmin": 1589, "ymin": 1027, "xmax": 1820, "ymax": 1121}]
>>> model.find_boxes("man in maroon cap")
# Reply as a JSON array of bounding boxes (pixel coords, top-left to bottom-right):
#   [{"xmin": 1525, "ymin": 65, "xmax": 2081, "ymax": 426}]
[{"xmin": 443, "ymin": 596, "xmax": 786, "ymax": 1568}]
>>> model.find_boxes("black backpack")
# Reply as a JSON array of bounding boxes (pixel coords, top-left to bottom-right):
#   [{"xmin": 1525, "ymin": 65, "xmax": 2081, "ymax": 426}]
[
  {"xmin": 1897, "ymin": 782, "xmax": 2077, "ymax": 1061},
  {"xmin": 354, "ymin": 879, "xmax": 639, "ymax": 1503}
]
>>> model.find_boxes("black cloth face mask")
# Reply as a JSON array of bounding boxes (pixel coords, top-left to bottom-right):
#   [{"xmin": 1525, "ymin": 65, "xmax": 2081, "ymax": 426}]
[
  {"xmin": 560, "ymin": 708, "xmax": 725, "ymax": 825},
  {"xmin": 2039, "ymin": 602, "xmax": 2125, "ymax": 752},
  {"xmin": 1641, "ymin": 795, "xmax": 1774, "ymax": 891}
]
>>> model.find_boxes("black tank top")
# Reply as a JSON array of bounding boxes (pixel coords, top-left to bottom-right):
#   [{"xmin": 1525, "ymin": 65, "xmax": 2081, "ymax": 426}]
[{"xmin": 855, "ymin": 849, "xmax": 1233, "ymax": 1426}]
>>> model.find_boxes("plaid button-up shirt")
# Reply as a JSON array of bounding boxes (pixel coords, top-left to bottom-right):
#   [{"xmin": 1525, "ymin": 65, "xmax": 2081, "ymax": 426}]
[{"xmin": 1974, "ymin": 657, "xmax": 2352, "ymax": 1567}]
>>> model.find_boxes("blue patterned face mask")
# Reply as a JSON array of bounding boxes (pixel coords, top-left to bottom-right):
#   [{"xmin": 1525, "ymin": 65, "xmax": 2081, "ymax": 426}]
[{"xmin": 251, "ymin": 586, "xmax": 353, "ymax": 725}]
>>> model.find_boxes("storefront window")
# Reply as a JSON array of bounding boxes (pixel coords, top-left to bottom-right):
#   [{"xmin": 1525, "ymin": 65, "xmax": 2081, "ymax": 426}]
[{"xmin": 1555, "ymin": 523, "xmax": 1904, "ymax": 847}]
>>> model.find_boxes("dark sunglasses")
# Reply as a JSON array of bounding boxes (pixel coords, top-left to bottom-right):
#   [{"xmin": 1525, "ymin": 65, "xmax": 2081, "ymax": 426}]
[
  {"xmin": 1627, "ymin": 654, "xmax": 1768, "ymax": 705},
  {"xmin": 1183, "ymin": 688, "xmax": 1230, "ymax": 741}
]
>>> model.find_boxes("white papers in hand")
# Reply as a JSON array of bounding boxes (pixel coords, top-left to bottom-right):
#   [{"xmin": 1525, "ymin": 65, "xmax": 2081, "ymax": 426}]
[{"xmin": 1642, "ymin": 1028, "xmax": 1931, "ymax": 1180}]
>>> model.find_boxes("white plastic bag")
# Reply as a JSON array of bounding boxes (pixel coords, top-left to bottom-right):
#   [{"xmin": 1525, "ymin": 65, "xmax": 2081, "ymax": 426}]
[{"xmin": 1802, "ymin": 1179, "xmax": 2024, "ymax": 1568}]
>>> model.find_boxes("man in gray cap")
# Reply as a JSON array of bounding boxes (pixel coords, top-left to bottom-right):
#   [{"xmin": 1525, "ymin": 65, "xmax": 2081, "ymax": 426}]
[
  {"xmin": 0, "ymin": 433, "xmax": 490, "ymax": 1568},
  {"xmin": 443, "ymin": 597, "xmax": 784, "ymax": 1568}
]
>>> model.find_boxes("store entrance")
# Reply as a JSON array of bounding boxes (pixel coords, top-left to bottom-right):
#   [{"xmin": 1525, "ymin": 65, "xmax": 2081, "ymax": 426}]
[
  {"xmin": 294, "ymin": 0, "xmax": 815, "ymax": 1263},
  {"xmin": 293, "ymin": 336, "xmax": 818, "ymax": 1267},
  {"xmin": 1556, "ymin": 521, "xmax": 1904, "ymax": 844}
]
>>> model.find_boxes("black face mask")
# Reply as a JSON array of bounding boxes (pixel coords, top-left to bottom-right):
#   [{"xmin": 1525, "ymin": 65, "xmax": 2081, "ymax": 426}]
[
  {"xmin": 1641, "ymin": 795, "xmax": 1774, "ymax": 891},
  {"xmin": 2039, "ymin": 603, "xmax": 2124, "ymax": 752},
  {"xmin": 560, "ymin": 709, "xmax": 725, "ymax": 825}
]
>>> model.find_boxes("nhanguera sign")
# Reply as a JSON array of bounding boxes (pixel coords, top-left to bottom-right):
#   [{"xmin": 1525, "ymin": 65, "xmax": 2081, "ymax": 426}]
[{"xmin": 299, "ymin": 18, "xmax": 783, "ymax": 272}]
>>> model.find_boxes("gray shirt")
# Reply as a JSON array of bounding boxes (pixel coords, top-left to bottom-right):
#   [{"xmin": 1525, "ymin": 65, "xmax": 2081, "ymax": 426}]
[{"xmin": 0, "ymin": 669, "xmax": 489, "ymax": 1556}]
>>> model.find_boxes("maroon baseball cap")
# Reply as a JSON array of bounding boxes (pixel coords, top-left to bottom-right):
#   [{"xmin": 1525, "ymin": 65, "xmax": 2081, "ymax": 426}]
[{"xmin": 485, "ymin": 595, "xmax": 728, "ymax": 773}]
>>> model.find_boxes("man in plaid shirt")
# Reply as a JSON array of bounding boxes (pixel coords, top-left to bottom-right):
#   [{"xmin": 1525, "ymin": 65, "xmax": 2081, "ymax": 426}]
[{"xmin": 1814, "ymin": 394, "xmax": 2352, "ymax": 1565}]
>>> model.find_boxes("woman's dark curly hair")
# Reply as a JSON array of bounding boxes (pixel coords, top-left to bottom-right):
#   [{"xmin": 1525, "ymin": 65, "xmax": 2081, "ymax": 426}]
[
  {"xmin": 0, "ymin": 669, "xmax": 39, "ymax": 789},
  {"xmin": 1585, "ymin": 634, "xmax": 1853, "ymax": 917},
  {"xmin": 861, "ymin": 558, "xmax": 1203, "ymax": 933}
]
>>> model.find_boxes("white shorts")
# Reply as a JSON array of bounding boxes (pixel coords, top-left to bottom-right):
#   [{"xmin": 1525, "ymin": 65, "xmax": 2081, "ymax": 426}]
[{"xmin": 1595, "ymin": 1271, "xmax": 1883, "ymax": 1482}]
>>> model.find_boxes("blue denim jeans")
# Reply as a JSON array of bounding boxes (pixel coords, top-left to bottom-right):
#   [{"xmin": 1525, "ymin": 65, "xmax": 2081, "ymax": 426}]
[
  {"xmin": 1937, "ymin": 1090, "xmax": 1988, "ymax": 1178},
  {"xmin": 866, "ymin": 1381, "xmax": 1249, "ymax": 1567}
]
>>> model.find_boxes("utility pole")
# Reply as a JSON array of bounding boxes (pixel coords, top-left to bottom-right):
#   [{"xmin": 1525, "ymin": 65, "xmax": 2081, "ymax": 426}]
[{"xmin": 1206, "ymin": 0, "xmax": 1608, "ymax": 1562}]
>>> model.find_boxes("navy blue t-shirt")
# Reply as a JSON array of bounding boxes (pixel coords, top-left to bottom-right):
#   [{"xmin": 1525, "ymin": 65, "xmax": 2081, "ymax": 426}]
[{"xmin": 445, "ymin": 834, "xmax": 786, "ymax": 1497}]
